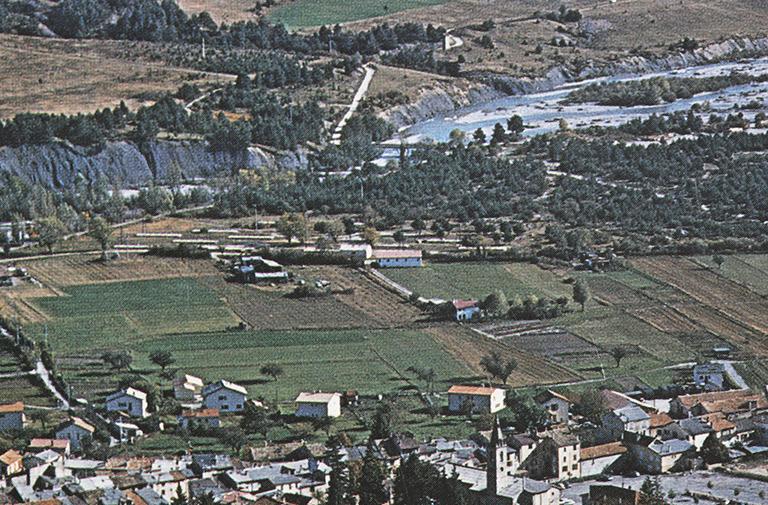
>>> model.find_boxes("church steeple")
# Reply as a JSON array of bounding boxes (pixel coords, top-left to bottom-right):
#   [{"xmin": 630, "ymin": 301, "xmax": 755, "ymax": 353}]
[{"xmin": 487, "ymin": 415, "xmax": 505, "ymax": 495}]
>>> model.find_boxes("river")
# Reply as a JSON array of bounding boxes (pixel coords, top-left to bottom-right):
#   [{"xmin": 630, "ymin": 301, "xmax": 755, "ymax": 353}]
[{"xmin": 384, "ymin": 56, "xmax": 768, "ymax": 148}]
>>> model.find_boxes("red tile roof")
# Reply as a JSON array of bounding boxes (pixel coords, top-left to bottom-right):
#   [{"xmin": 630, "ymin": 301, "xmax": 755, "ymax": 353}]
[
  {"xmin": 452, "ymin": 300, "xmax": 478, "ymax": 310},
  {"xmin": 649, "ymin": 412, "xmax": 674, "ymax": 429},
  {"xmin": 0, "ymin": 402, "xmax": 23, "ymax": 413},
  {"xmin": 29, "ymin": 439, "xmax": 70, "ymax": 450},
  {"xmin": 372, "ymin": 249, "xmax": 422, "ymax": 259},
  {"xmin": 448, "ymin": 385, "xmax": 500, "ymax": 396},
  {"xmin": 580, "ymin": 442, "xmax": 627, "ymax": 460},
  {"xmin": 181, "ymin": 409, "xmax": 220, "ymax": 418},
  {"xmin": 0, "ymin": 449, "xmax": 22, "ymax": 466}
]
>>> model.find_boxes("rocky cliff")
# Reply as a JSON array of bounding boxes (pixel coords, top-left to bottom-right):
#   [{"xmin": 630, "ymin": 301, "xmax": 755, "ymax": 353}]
[{"xmin": 0, "ymin": 140, "xmax": 276, "ymax": 188}]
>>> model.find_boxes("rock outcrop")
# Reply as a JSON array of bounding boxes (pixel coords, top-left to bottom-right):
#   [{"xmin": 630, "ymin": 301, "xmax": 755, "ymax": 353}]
[{"xmin": 0, "ymin": 140, "xmax": 277, "ymax": 188}]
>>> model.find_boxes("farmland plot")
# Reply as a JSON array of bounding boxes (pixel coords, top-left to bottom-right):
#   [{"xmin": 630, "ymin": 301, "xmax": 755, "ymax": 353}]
[{"xmin": 633, "ymin": 256, "xmax": 768, "ymax": 355}]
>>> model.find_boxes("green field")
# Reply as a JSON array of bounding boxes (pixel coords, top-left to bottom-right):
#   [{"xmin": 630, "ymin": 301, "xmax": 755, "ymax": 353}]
[
  {"xmin": 383, "ymin": 262, "xmax": 571, "ymax": 301},
  {"xmin": 24, "ymin": 278, "xmax": 472, "ymax": 402},
  {"xmin": 267, "ymin": 0, "xmax": 447, "ymax": 28},
  {"xmin": 28, "ymin": 278, "xmax": 239, "ymax": 351}
]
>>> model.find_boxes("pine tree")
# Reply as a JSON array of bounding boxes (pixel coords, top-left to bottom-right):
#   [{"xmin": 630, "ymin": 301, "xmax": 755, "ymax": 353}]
[
  {"xmin": 171, "ymin": 483, "xmax": 187, "ymax": 505},
  {"xmin": 325, "ymin": 447, "xmax": 354, "ymax": 505},
  {"xmin": 359, "ymin": 438, "xmax": 387, "ymax": 505}
]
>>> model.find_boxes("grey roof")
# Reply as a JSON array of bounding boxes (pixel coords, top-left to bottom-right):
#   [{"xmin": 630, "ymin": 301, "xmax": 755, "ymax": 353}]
[
  {"xmin": 100, "ymin": 488, "xmax": 124, "ymax": 505},
  {"xmin": 614, "ymin": 405, "xmax": 651, "ymax": 423},
  {"xmin": 499, "ymin": 478, "xmax": 551, "ymax": 498},
  {"xmin": 679, "ymin": 417, "xmax": 713, "ymax": 436},
  {"xmin": 135, "ymin": 487, "xmax": 168, "ymax": 505},
  {"xmin": 648, "ymin": 438, "xmax": 694, "ymax": 455}
]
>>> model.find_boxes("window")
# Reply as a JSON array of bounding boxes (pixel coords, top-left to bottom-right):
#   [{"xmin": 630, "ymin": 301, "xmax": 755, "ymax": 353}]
[
  {"xmin": 236, "ymin": 404, "xmax": 242, "ymax": 409},
  {"xmin": 563, "ymin": 456, "xmax": 567, "ymax": 462},
  {"xmin": 572, "ymin": 464, "xmax": 578, "ymax": 470},
  {"xmin": 218, "ymin": 395, "xmax": 226, "ymax": 400},
  {"xmin": 222, "ymin": 404, "xmax": 229, "ymax": 410}
]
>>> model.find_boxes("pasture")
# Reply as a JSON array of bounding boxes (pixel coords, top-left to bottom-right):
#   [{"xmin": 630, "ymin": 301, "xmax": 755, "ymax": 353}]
[
  {"xmin": 266, "ymin": 0, "xmax": 448, "ymax": 28},
  {"xmin": 383, "ymin": 262, "xmax": 571, "ymax": 301}
]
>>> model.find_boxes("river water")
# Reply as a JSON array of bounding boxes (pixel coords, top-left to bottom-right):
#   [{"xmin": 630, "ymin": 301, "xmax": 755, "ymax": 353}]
[{"xmin": 384, "ymin": 56, "xmax": 768, "ymax": 147}]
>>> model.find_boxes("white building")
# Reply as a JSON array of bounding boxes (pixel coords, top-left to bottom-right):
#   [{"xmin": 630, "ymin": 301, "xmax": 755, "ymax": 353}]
[
  {"xmin": 602, "ymin": 405, "xmax": 651, "ymax": 437},
  {"xmin": 0, "ymin": 402, "xmax": 25, "ymax": 432},
  {"xmin": 105, "ymin": 388, "xmax": 149, "ymax": 418},
  {"xmin": 295, "ymin": 392, "xmax": 342, "ymax": 418},
  {"xmin": 55, "ymin": 416, "xmax": 96, "ymax": 451},
  {"xmin": 534, "ymin": 390, "xmax": 572, "ymax": 424},
  {"xmin": 173, "ymin": 374, "xmax": 205, "ymax": 402},
  {"xmin": 202, "ymin": 380, "xmax": 248, "ymax": 413},
  {"xmin": 447, "ymin": 385, "xmax": 506, "ymax": 414},
  {"xmin": 693, "ymin": 362, "xmax": 726, "ymax": 390}
]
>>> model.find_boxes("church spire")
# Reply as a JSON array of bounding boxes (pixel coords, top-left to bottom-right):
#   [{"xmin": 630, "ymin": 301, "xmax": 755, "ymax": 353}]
[{"xmin": 487, "ymin": 415, "xmax": 504, "ymax": 495}]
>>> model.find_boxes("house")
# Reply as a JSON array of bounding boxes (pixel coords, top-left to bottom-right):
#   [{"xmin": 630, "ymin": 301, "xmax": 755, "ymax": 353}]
[
  {"xmin": 602, "ymin": 405, "xmax": 651, "ymax": 437},
  {"xmin": 447, "ymin": 385, "xmax": 506, "ymax": 414},
  {"xmin": 584, "ymin": 485, "xmax": 640, "ymax": 505},
  {"xmin": 693, "ymin": 362, "xmax": 726, "ymax": 390},
  {"xmin": 676, "ymin": 414, "xmax": 735, "ymax": 449},
  {"xmin": 191, "ymin": 454, "xmax": 233, "ymax": 478},
  {"xmin": 535, "ymin": 390, "xmax": 572, "ymax": 424},
  {"xmin": 510, "ymin": 434, "xmax": 538, "ymax": 463},
  {"xmin": 669, "ymin": 389, "xmax": 768, "ymax": 419},
  {"xmin": 371, "ymin": 249, "xmax": 423, "ymax": 268},
  {"xmin": 648, "ymin": 412, "xmax": 675, "ymax": 437},
  {"xmin": 106, "ymin": 388, "xmax": 149, "ymax": 418},
  {"xmin": 232, "ymin": 256, "xmax": 289, "ymax": 284},
  {"xmin": 203, "ymin": 380, "xmax": 248, "ymax": 413},
  {"xmin": 522, "ymin": 431, "xmax": 581, "ymax": 481},
  {"xmin": 178, "ymin": 409, "xmax": 221, "ymax": 429},
  {"xmin": 580, "ymin": 442, "xmax": 627, "ymax": 477},
  {"xmin": 0, "ymin": 449, "xmax": 23, "ymax": 477},
  {"xmin": 0, "ymin": 401, "xmax": 25, "ymax": 431},
  {"xmin": 294, "ymin": 392, "xmax": 342, "ymax": 418},
  {"xmin": 55, "ymin": 416, "xmax": 96, "ymax": 451},
  {"xmin": 629, "ymin": 436, "xmax": 694, "ymax": 474},
  {"xmin": 338, "ymin": 243, "xmax": 373, "ymax": 264},
  {"xmin": 452, "ymin": 300, "xmax": 480, "ymax": 321},
  {"xmin": 173, "ymin": 374, "xmax": 204, "ymax": 402},
  {"xmin": 28, "ymin": 439, "xmax": 71, "ymax": 456}
]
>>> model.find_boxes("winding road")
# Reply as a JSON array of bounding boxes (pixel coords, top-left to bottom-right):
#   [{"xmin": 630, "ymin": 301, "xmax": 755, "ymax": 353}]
[{"xmin": 331, "ymin": 64, "xmax": 376, "ymax": 145}]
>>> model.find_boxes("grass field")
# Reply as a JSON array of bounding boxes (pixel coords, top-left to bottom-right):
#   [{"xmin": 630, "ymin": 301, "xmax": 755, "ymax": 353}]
[
  {"xmin": 383, "ymin": 262, "xmax": 570, "ymax": 301},
  {"xmin": 267, "ymin": 0, "xmax": 448, "ymax": 28}
]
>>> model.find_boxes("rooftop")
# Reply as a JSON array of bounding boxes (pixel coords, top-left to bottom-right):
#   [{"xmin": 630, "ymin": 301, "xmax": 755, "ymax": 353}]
[
  {"xmin": 295, "ymin": 392, "xmax": 341, "ymax": 403},
  {"xmin": 203, "ymin": 380, "xmax": 248, "ymax": 397},
  {"xmin": 181, "ymin": 409, "xmax": 220, "ymax": 418},
  {"xmin": 580, "ymin": 442, "xmax": 627, "ymax": 460},
  {"xmin": 0, "ymin": 401, "xmax": 24, "ymax": 413},
  {"xmin": 372, "ymin": 249, "xmax": 422, "ymax": 259},
  {"xmin": 0, "ymin": 449, "xmax": 22, "ymax": 465},
  {"xmin": 447, "ymin": 385, "xmax": 501, "ymax": 396}
]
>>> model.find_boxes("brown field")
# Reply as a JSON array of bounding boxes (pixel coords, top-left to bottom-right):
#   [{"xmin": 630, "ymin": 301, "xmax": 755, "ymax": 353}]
[
  {"xmin": 21, "ymin": 254, "xmax": 220, "ymax": 288},
  {"xmin": 425, "ymin": 324, "xmax": 581, "ymax": 387},
  {"xmin": 588, "ymin": 276, "xmax": 651, "ymax": 307},
  {"xmin": 176, "ymin": 0, "xmax": 259, "ymax": 23},
  {"xmin": 0, "ymin": 35, "xmax": 232, "ymax": 117},
  {"xmin": 633, "ymin": 257, "xmax": 768, "ymax": 356}
]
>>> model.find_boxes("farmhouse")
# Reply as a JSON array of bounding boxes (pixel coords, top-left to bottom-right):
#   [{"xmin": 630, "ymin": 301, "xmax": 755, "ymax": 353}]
[
  {"xmin": 233, "ymin": 256, "xmax": 289, "ymax": 284},
  {"xmin": 105, "ymin": 388, "xmax": 149, "ymax": 419},
  {"xmin": 452, "ymin": 299, "xmax": 480, "ymax": 321},
  {"xmin": 294, "ymin": 392, "xmax": 342, "ymax": 418},
  {"xmin": 0, "ymin": 401, "xmax": 25, "ymax": 431},
  {"xmin": 447, "ymin": 385, "xmax": 506, "ymax": 414},
  {"xmin": 0, "ymin": 449, "xmax": 23, "ymax": 477},
  {"xmin": 579, "ymin": 442, "xmax": 627, "ymax": 477},
  {"xmin": 178, "ymin": 409, "xmax": 221, "ymax": 429},
  {"xmin": 693, "ymin": 362, "xmax": 726, "ymax": 390},
  {"xmin": 173, "ymin": 374, "xmax": 204, "ymax": 402},
  {"xmin": 53, "ymin": 416, "xmax": 95, "ymax": 453},
  {"xmin": 203, "ymin": 380, "xmax": 248, "ymax": 413},
  {"xmin": 371, "ymin": 249, "xmax": 422, "ymax": 268},
  {"xmin": 534, "ymin": 390, "xmax": 572, "ymax": 425}
]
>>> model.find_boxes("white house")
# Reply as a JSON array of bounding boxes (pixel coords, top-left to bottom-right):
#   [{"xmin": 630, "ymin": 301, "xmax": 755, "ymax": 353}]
[
  {"xmin": 55, "ymin": 416, "xmax": 96, "ymax": 451},
  {"xmin": 202, "ymin": 380, "xmax": 248, "ymax": 413},
  {"xmin": 295, "ymin": 392, "xmax": 342, "ymax": 418},
  {"xmin": 631, "ymin": 437, "xmax": 694, "ymax": 474},
  {"xmin": 173, "ymin": 374, "xmax": 205, "ymax": 402},
  {"xmin": 693, "ymin": 362, "xmax": 726, "ymax": 390},
  {"xmin": 105, "ymin": 388, "xmax": 149, "ymax": 418},
  {"xmin": 338, "ymin": 243, "xmax": 373, "ymax": 264},
  {"xmin": 602, "ymin": 405, "xmax": 651, "ymax": 437},
  {"xmin": 447, "ymin": 385, "xmax": 506, "ymax": 414},
  {"xmin": 534, "ymin": 390, "xmax": 572, "ymax": 424},
  {"xmin": 0, "ymin": 402, "xmax": 25, "ymax": 431}
]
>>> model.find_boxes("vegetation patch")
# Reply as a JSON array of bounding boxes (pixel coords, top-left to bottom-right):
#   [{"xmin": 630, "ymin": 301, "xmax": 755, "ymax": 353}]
[{"xmin": 267, "ymin": 0, "xmax": 448, "ymax": 28}]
